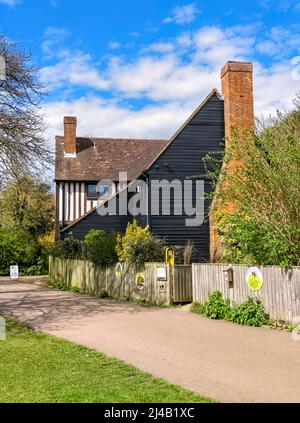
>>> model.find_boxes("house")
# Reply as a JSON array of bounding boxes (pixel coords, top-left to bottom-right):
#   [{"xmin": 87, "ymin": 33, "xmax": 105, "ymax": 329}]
[{"xmin": 55, "ymin": 60, "xmax": 254, "ymax": 262}]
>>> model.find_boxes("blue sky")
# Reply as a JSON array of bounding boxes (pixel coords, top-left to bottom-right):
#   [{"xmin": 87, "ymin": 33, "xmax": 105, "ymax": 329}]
[{"xmin": 1, "ymin": 0, "xmax": 300, "ymax": 142}]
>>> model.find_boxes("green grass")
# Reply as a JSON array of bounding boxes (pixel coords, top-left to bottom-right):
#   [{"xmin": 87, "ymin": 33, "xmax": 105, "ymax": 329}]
[{"xmin": 0, "ymin": 319, "xmax": 215, "ymax": 403}]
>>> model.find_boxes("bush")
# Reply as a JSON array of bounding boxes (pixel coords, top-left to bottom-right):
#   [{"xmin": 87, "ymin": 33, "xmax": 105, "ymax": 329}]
[
  {"xmin": 191, "ymin": 291, "xmax": 269, "ymax": 327},
  {"xmin": 116, "ymin": 219, "xmax": 151, "ymax": 262},
  {"xmin": 49, "ymin": 231, "xmax": 118, "ymax": 266},
  {"xmin": 84, "ymin": 230, "xmax": 117, "ymax": 265},
  {"xmin": 116, "ymin": 220, "xmax": 165, "ymax": 270},
  {"xmin": 0, "ymin": 228, "xmax": 40, "ymax": 275},
  {"xmin": 49, "ymin": 238, "xmax": 84, "ymax": 260},
  {"xmin": 192, "ymin": 291, "xmax": 231, "ymax": 320},
  {"xmin": 229, "ymin": 297, "xmax": 269, "ymax": 327}
]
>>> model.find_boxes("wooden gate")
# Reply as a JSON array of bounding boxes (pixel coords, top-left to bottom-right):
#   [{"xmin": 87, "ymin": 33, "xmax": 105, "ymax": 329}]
[{"xmin": 172, "ymin": 265, "xmax": 193, "ymax": 303}]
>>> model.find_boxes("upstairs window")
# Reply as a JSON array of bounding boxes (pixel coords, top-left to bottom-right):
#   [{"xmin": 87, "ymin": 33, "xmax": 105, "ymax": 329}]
[{"xmin": 87, "ymin": 183, "xmax": 109, "ymax": 199}]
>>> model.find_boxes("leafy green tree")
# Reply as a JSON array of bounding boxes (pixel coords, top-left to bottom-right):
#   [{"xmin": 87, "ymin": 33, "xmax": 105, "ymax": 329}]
[
  {"xmin": 0, "ymin": 228, "xmax": 40, "ymax": 275},
  {"xmin": 207, "ymin": 97, "xmax": 300, "ymax": 267},
  {"xmin": 0, "ymin": 175, "xmax": 54, "ymax": 239}
]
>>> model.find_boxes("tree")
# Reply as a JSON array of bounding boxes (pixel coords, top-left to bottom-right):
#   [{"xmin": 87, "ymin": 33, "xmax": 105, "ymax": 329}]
[
  {"xmin": 0, "ymin": 34, "xmax": 51, "ymax": 187},
  {"xmin": 207, "ymin": 96, "xmax": 300, "ymax": 267},
  {"xmin": 0, "ymin": 175, "xmax": 54, "ymax": 239}
]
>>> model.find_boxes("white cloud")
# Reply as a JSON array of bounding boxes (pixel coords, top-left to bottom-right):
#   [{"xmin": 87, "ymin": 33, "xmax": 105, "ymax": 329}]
[
  {"xmin": 145, "ymin": 42, "xmax": 174, "ymax": 53},
  {"xmin": 42, "ymin": 23, "xmax": 300, "ymax": 155},
  {"xmin": 108, "ymin": 41, "xmax": 121, "ymax": 50},
  {"xmin": 42, "ymin": 26, "xmax": 71, "ymax": 58},
  {"xmin": 258, "ymin": 0, "xmax": 294, "ymax": 11},
  {"xmin": 176, "ymin": 32, "xmax": 193, "ymax": 48},
  {"xmin": 45, "ymin": 96, "xmax": 189, "ymax": 141},
  {"xmin": 0, "ymin": 0, "xmax": 20, "ymax": 5},
  {"xmin": 40, "ymin": 50, "xmax": 109, "ymax": 91},
  {"xmin": 163, "ymin": 3, "xmax": 200, "ymax": 25},
  {"xmin": 256, "ymin": 27, "xmax": 300, "ymax": 59},
  {"xmin": 193, "ymin": 26, "xmax": 255, "ymax": 66}
]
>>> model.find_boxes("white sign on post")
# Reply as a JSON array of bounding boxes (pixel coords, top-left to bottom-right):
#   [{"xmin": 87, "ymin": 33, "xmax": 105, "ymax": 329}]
[
  {"xmin": 156, "ymin": 266, "xmax": 167, "ymax": 281},
  {"xmin": 10, "ymin": 265, "xmax": 19, "ymax": 280}
]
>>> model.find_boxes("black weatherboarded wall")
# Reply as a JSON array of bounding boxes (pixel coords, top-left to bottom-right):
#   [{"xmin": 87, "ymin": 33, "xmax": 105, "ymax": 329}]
[{"xmin": 146, "ymin": 92, "xmax": 224, "ymax": 261}]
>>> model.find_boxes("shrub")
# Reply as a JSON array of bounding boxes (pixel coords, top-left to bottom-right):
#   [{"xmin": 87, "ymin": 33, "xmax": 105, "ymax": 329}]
[
  {"xmin": 49, "ymin": 238, "xmax": 84, "ymax": 260},
  {"xmin": 128, "ymin": 236, "xmax": 165, "ymax": 271},
  {"xmin": 229, "ymin": 297, "xmax": 269, "ymax": 327},
  {"xmin": 192, "ymin": 291, "xmax": 269, "ymax": 327},
  {"xmin": 116, "ymin": 219, "xmax": 150, "ymax": 262},
  {"xmin": 84, "ymin": 230, "xmax": 118, "ymax": 265},
  {"xmin": 116, "ymin": 220, "xmax": 165, "ymax": 270},
  {"xmin": 193, "ymin": 291, "xmax": 231, "ymax": 320},
  {"xmin": 0, "ymin": 228, "xmax": 40, "ymax": 275},
  {"xmin": 25, "ymin": 257, "xmax": 48, "ymax": 276}
]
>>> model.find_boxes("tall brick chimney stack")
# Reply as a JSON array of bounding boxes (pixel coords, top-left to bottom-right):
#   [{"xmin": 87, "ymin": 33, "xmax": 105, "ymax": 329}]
[
  {"xmin": 210, "ymin": 61, "xmax": 255, "ymax": 262},
  {"xmin": 221, "ymin": 61, "xmax": 254, "ymax": 142},
  {"xmin": 64, "ymin": 116, "xmax": 77, "ymax": 157}
]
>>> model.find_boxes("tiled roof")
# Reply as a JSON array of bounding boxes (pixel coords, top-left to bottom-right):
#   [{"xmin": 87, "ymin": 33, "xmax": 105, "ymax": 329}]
[{"xmin": 55, "ymin": 136, "xmax": 169, "ymax": 181}]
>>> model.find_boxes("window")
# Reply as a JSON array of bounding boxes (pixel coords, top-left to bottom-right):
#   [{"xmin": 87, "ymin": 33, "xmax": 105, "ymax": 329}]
[
  {"xmin": 87, "ymin": 184, "xmax": 97, "ymax": 199},
  {"xmin": 87, "ymin": 183, "xmax": 109, "ymax": 199}
]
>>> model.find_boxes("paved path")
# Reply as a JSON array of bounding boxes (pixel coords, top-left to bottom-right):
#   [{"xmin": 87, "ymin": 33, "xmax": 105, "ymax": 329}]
[{"xmin": 0, "ymin": 280, "xmax": 300, "ymax": 403}]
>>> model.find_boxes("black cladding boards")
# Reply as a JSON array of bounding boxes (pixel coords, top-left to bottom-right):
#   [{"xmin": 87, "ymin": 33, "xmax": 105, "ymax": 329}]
[{"xmin": 146, "ymin": 94, "xmax": 224, "ymax": 261}]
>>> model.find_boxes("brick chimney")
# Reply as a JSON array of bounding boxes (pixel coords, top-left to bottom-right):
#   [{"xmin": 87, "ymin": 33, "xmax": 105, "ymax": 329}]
[
  {"xmin": 210, "ymin": 61, "xmax": 254, "ymax": 262},
  {"xmin": 221, "ymin": 61, "xmax": 254, "ymax": 142},
  {"xmin": 64, "ymin": 116, "xmax": 77, "ymax": 157}
]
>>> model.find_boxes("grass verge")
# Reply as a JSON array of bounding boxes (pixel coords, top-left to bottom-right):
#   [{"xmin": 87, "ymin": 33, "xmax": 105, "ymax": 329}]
[{"xmin": 0, "ymin": 319, "xmax": 215, "ymax": 403}]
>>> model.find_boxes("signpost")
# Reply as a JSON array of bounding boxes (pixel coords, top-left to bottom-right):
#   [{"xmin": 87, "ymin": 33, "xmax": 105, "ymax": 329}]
[
  {"xmin": 10, "ymin": 265, "xmax": 19, "ymax": 280},
  {"xmin": 156, "ymin": 265, "xmax": 167, "ymax": 281}
]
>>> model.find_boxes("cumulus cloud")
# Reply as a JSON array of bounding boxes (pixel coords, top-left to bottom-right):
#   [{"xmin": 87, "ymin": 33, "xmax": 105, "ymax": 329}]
[
  {"xmin": 45, "ymin": 96, "xmax": 190, "ymax": 141},
  {"xmin": 42, "ymin": 23, "xmax": 300, "ymax": 158},
  {"xmin": 163, "ymin": 3, "xmax": 200, "ymax": 25},
  {"xmin": 40, "ymin": 50, "xmax": 109, "ymax": 91},
  {"xmin": 256, "ymin": 27, "xmax": 300, "ymax": 59}
]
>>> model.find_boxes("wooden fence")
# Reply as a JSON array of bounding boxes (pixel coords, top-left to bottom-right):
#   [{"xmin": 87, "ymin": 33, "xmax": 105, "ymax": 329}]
[
  {"xmin": 49, "ymin": 258, "xmax": 300, "ymax": 322},
  {"xmin": 49, "ymin": 257, "xmax": 193, "ymax": 305},
  {"xmin": 49, "ymin": 257, "xmax": 172, "ymax": 305},
  {"xmin": 192, "ymin": 263, "xmax": 300, "ymax": 323}
]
